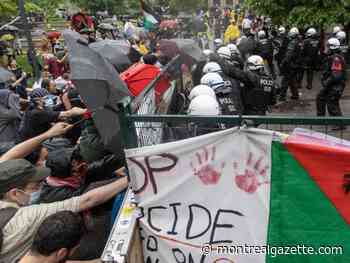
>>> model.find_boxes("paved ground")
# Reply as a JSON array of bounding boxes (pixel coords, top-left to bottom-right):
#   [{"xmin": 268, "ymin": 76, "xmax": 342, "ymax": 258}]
[{"xmin": 265, "ymin": 71, "xmax": 350, "ymax": 139}]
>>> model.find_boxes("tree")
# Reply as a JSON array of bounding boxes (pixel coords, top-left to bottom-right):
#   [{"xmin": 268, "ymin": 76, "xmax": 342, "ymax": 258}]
[
  {"xmin": 69, "ymin": 0, "xmax": 140, "ymax": 15},
  {"xmin": 245, "ymin": 0, "xmax": 350, "ymax": 27},
  {"xmin": 0, "ymin": 0, "xmax": 42, "ymax": 19}
]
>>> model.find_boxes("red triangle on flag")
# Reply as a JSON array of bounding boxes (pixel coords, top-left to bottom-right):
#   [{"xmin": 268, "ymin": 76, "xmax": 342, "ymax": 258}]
[{"xmin": 285, "ymin": 140, "xmax": 350, "ymax": 225}]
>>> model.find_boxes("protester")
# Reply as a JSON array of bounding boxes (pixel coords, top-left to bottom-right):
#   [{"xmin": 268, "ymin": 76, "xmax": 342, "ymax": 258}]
[
  {"xmin": 0, "ymin": 123, "xmax": 128, "ymax": 262},
  {"xmin": 19, "ymin": 211, "xmax": 100, "ymax": 263},
  {"xmin": 19, "ymin": 89, "xmax": 86, "ymax": 142},
  {"xmin": 0, "ymin": 89, "xmax": 21, "ymax": 152}
]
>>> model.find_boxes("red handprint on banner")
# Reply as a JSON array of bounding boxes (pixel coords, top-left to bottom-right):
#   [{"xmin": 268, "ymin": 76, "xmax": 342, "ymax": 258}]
[
  {"xmin": 234, "ymin": 152, "xmax": 270, "ymax": 194},
  {"xmin": 191, "ymin": 146, "xmax": 225, "ymax": 185}
]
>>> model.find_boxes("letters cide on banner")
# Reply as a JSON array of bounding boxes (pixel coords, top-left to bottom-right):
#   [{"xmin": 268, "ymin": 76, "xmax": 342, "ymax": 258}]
[{"xmin": 125, "ymin": 128, "xmax": 275, "ymax": 262}]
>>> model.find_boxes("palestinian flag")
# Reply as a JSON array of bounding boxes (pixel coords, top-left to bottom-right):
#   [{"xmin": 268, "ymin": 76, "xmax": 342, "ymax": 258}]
[
  {"xmin": 140, "ymin": 0, "xmax": 160, "ymax": 31},
  {"xmin": 126, "ymin": 128, "xmax": 350, "ymax": 262},
  {"xmin": 268, "ymin": 134, "xmax": 350, "ymax": 262}
]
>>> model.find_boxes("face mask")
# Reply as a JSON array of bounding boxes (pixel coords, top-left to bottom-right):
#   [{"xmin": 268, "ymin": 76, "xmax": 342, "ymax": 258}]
[
  {"xmin": 29, "ymin": 190, "xmax": 41, "ymax": 205},
  {"xmin": 19, "ymin": 189, "xmax": 41, "ymax": 205}
]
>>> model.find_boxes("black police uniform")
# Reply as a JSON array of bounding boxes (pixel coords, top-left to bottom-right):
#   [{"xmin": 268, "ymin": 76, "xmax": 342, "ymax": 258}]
[
  {"xmin": 255, "ymin": 37, "xmax": 275, "ymax": 78},
  {"xmin": 317, "ymin": 52, "xmax": 347, "ymax": 117},
  {"xmin": 339, "ymin": 39, "xmax": 349, "ymax": 65},
  {"xmin": 273, "ymin": 34, "xmax": 288, "ymax": 74},
  {"xmin": 217, "ymin": 74, "xmax": 245, "ymax": 117},
  {"xmin": 280, "ymin": 37, "xmax": 301, "ymax": 100},
  {"xmin": 221, "ymin": 62, "xmax": 276, "ymax": 115},
  {"xmin": 303, "ymin": 36, "xmax": 321, "ymax": 89}
]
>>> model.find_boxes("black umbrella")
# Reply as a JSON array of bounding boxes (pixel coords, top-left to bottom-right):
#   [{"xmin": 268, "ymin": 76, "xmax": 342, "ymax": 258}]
[
  {"xmin": 0, "ymin": 67, "xmax": 15, "ymax": 83},
  {"xmin": 89, "ymin": 40, "xmax": 131, "ymax": 71},
  {"xmin": 1, "ymin": 25, "xmax": 19, "ymax": 32},
  {"xmin": 170, "ymin": 38, "xmax": 206, "ymax": 62},
  {"xmin": 63, "ymin": 30, "xmax": 131, "ymax": 154}
]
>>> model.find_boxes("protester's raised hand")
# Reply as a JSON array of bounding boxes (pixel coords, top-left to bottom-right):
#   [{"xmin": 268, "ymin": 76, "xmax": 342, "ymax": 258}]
[
  {"xmin": 45, "ymin": 122, "xmax": 73, "ymax": 138},
  {"xmin": 70, "ymin": 107, "xmax": 87, "ymax": 116}
]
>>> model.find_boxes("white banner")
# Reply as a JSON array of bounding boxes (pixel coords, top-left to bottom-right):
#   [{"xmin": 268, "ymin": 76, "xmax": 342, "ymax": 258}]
[{"xmin": 126, "ymin": 128, "xmax": 274, "ymax": 262}]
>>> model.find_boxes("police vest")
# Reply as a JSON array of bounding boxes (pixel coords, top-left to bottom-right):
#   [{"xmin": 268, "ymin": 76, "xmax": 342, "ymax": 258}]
[
  {"xmin": 245, "ymin": 75, "xmax": 275, "ymax": 109},
  {"xmin": 215, "ymin": 80, "xmax": 238, "ymax": 115}
]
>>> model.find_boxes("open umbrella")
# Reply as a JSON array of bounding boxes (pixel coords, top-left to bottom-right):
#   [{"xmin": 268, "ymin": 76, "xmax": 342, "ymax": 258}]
[
  {"xmin": 98, "ymin": 23, "xmax": 114, "ymax": 31},
  {"xmin": 63, "ymin": 30, "xmax": 131, "ymax": 155},
  {"xmin": 0, "ymin": 67, "xmax": 15, "ymax": 83},
  {"xmin": 89, "ymin": 40, "xmax": 132, "ymax": 72},
  {"xmin": 1, "ymin": 25, "xmax": 19, "ymax": 32},
  {"xmin": 159, "ymin": 39, "xmax": 206, "ymax": 65}
]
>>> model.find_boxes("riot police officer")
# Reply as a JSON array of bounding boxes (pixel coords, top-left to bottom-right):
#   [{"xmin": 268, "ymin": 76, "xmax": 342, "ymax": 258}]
[
  {"xmin": 303, "ymin": 28, "xmax": 321, "ymax": 90},
  {"xmin": 201, "ymin": 72, "xmax": 244, "ymax": 117},
  {"xmin": 336, "ymin": 31, "xmax": 349, "ymax": 65},
  {"xmin": 279, "ymin": 27, "xmax": 301, "ymax": 101},
  {"xmin": 227, "ymin": 43, "xmax": 244, "ymax": 70},
  {"xmin": 274, "ymin": 26, "xmax": 288, "ymax": 76},
  {"xmin": 255, "ymin": 30, "xmax": 275, "ymax": 78},
  {"xmin": 220, "ymin": 55, "xmax": 276, "ymax": 115},
  {"xmin": 316, "ymin": 38, "xmax": 347, "ymax": 128}
]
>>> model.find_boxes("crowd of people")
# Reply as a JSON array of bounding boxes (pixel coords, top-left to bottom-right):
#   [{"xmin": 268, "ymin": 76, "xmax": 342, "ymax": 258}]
[{"xmin": 0, "ymin": 4, "xmax": 349, "ymax": 263}]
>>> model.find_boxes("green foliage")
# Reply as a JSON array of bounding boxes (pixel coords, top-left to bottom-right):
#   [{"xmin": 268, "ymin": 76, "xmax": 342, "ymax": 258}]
[
  {"xmin": 0, "ymin": 0, "xmax": 43, "ymax": 18},
  {"xmin": 245, "ymin": 0, "xmax": 350, "ymax": 26},
  {"xmin": 167, "ymin": 0, "xmax": 208, "ymax": 13},
  {"xmin": 70, "ymin": 0, "xmax": 137, "ymax": 15}
]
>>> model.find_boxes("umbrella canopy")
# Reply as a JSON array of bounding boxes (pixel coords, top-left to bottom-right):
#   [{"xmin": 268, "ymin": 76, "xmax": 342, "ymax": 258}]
[
  {"xmin": 98, "ymin": 23, "xmax": 114, "ymax": 31},
  {"xmin": 0, "ymin": 67, "xmax": 15, "ymax": 83},
  {"xmin": 63, "ymin": 30, "xmax": 131, "ymax": 154},
  {"xmin": 0, "ymin": 34, "xmax": 15, "ymax": 41},
  {"xmin": 160, "ymin": 20, "xmax": 178, "ymax": 29},
  {"xmin": 1, "ymin": 25, "xmax": 19, "ymax": 32},
  {"xmin": 159, "ymin": 38, "xmax": 205, "ymax": 65},
  {"xmin": 47, "ymin": 31, "xmax": 62, "ymax": 40},
  {"xmin": 89, "ymin": 40, "xmax": 132, "ymax": 71}
]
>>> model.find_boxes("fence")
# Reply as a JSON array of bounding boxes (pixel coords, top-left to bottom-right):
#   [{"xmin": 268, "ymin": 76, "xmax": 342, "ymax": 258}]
[{"xmin": 102, "ymin": 57, "xmax": 350, "ymax": 263}]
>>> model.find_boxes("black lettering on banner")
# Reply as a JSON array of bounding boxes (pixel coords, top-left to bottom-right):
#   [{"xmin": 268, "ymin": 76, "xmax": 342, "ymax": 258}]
[
  {"xmin": 145, "ymin": 154, "xmax": 178, "ymax": 194},
  {"xmin": 186, "ymin": 204, "xmax": 212, "ymax": 240},
  {"xmin": 209, "ymin": 209, "xmax": 244, "ymax": 244},
  {"xmin": 128, "ymin": 157, "xmax": 148, "ymax": 194},
  {"xmin": 146, "ymin": 235, "xmax": 159, "ymax": 252},
  {"xmin": 148, "ymin": 206, "xmax": 166, "ymax": 232},
  {"xmin": 168, "ymin": 203, "xmax": 182, "ymax": 235},
  {"xmin": 172, "ymin": 248, "xmax": 186, "ymax": 263},
  {"xmin": 146, "ymin": 256, "xmax": 159, "ymax": 263}
]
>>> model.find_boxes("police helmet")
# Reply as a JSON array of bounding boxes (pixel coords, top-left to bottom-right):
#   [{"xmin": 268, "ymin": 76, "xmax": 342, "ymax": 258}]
[
  {"xmin": 189, "ymin": 85, "xmax": 216, "ymax": 101},
  {"xmin": 200, "ymin": 72, "xmax": 225, "ymax": 90},
  {"xmin": 306, "ymin": 28, "xmax": 317, "ymax": 37},
  {"xmin": 327, "ymin": 38, "xmax": 340, "ymax": 50},
  {"xmin": 336, "ymin": 31, "xmax": 346, "ymax": 41},
  {"xmin": 188, "ymin": 95, "xmax": 220, "ymax": 116},
  {"xmin": 247, "ymin": 55, "xmax": 265, "ymax": 71},
  {"xmin": 278, "ymin": 26, "xmax": 286, "ymax": 35},
  {"xmin": 217, "ymin": 46, "xmax": 232, "ymax": 60},
  {"xmin": 333, "ymin": 26, "xmax": 341, "ymax": 34},
  {"xmin": 288, "ymin": 27, "xmax": 299, "ymax": 38},
  {"xmin": 202, "ymin": 62, "xmax": 222, "ymax": 74},
  {"xmin": 226, "ymin": 44, "xmax": 240, "ymax": 56}
]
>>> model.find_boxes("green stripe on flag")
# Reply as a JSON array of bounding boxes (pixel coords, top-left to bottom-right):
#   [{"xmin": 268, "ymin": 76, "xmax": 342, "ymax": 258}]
[{"xmin": 267, "ymin": 142, "xmax": 350, "ymax": 262}]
